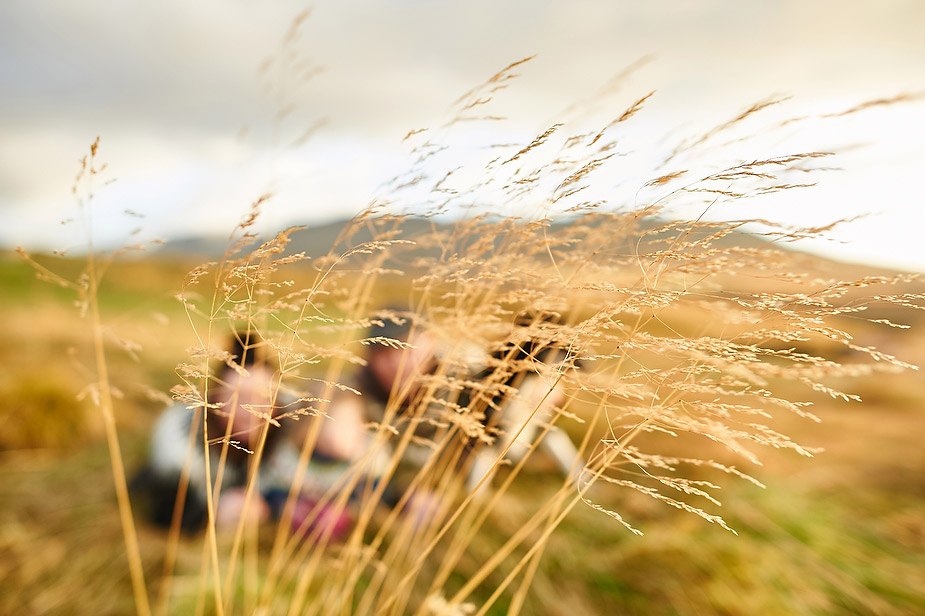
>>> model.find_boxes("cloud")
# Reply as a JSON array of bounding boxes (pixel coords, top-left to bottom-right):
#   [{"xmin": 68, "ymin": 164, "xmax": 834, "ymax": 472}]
[{"xmin": 1, "ymin": 0, "xmax": 923, "ymax": 268}]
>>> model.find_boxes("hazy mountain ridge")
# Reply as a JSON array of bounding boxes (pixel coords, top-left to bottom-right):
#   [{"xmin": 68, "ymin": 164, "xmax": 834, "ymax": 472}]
[{"xmin": 156, "ymin": 215, "xmax": 773, "ymax": 261}]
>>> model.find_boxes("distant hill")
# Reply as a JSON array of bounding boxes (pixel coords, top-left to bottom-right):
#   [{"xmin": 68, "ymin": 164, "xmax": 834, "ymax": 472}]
[
  {"xmin": 154, "ymin": 214, "xmax": 922, "ymax": 328},
  {"xmin": 155, "ymin": 214, "xmax": 774, "ymax": 262},
  {"xmin": 156, "ymin": 217, "xmax": 439, "ymax": 260}
]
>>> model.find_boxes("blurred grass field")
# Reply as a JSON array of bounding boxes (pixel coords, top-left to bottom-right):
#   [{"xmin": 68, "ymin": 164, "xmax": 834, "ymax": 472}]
[{"xmin": 1, "ymin": 249, "xmax": 923, "ymax": 615}]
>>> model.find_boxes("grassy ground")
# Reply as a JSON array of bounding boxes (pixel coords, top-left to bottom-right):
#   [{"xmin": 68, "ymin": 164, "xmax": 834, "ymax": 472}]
[{"xmin": 1, "ymin": 252, "xmax": 923, "ymax": 615}]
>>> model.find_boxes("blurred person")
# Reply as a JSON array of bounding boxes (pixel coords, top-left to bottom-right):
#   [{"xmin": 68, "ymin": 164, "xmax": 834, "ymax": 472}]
[
  {"xmin": 320, "ymin": 311, "xmax": 437, "ymax": 481},
  {"xmin": 353, "ymin": 311, "xmax": 438, "ymax": 427},
  {"xmin": 132, "ymin": 331, "xmax": 328, "ymax": 533},
  {"xmin": 272, "ymin": 312, "xmax": 438, "ymax": 537},
  {"xmin": 461, "ymin": 330, "xmax": 585, "ymax": 498},
  {"xmin": 294, "ymin": 309, "xmax": 447, "ymax": 523}
]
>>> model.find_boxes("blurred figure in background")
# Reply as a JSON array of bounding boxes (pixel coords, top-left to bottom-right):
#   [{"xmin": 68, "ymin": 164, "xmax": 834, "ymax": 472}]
[
  {"xmin": 354, "ymin": 311, "xmax": 438, "ymax": 428},
  {"xmin": 461, "ymin": 330, "xmax": 584, "ymax": 498},
  {"xmin": 132, "ymin": 331, "xmax": 312, "ymax": 532},
  {"xmin": 275, "ymin": 311, "xmax": 437, "ymax": 538},
  {"xmin": 311, "ymin": 310, "xmax": 438, "ymax": 501}
]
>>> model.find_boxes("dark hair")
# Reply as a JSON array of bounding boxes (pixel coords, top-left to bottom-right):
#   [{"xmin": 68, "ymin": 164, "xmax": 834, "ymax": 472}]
[
  {"xmin": 227, "ymin": 329, "xmax": 263, "ymax": 368},
  {"xmin": 368, "ymin": 308, "xmax": 416, "ymax": 347}
]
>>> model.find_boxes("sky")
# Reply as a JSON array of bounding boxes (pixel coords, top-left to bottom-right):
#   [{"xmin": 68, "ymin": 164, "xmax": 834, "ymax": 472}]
[{"xmin": 1, "ymin": 0, "xmax": 923, "ymax": 271}]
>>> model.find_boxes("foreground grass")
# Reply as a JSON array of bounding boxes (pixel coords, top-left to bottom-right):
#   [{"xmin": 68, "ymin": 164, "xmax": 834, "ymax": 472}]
[
  {"xmin": 1, "ymin": 253, "xmax": 923, "ymax": 615},
  {"xmin": 2, "ymin": 396, "xmax": 923, "ymax": 615}
]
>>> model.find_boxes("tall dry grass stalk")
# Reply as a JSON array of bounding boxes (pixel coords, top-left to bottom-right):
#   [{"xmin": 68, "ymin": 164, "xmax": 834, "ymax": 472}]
[
  {"xmin": 18, "ymin": 139, "xmax": 152, "ymax": 616},
  {"xmin": 22, "ymin": 47, "xmax": 923, "ymax": 616}
]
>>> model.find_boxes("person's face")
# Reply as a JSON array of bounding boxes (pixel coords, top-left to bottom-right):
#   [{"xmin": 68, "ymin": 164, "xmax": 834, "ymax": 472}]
[
  {"xmin": 370, "ymin": 331, "xmax": 435, "ymax": 394},
  {"xmin": 212, "ymin": 364, "xmax": 275, "ymax": 446}
]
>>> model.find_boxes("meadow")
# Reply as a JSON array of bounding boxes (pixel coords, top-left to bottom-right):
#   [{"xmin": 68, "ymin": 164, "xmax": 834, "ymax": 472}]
[{"xmin": 2, "ymin": 206, "xmax": 923, "ymax": 615}]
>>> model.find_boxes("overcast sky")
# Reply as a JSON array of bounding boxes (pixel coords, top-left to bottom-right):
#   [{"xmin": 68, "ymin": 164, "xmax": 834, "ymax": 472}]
[{"xmin": 2, "ymin": 0, "xmax": 923, "ymax": 270}]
